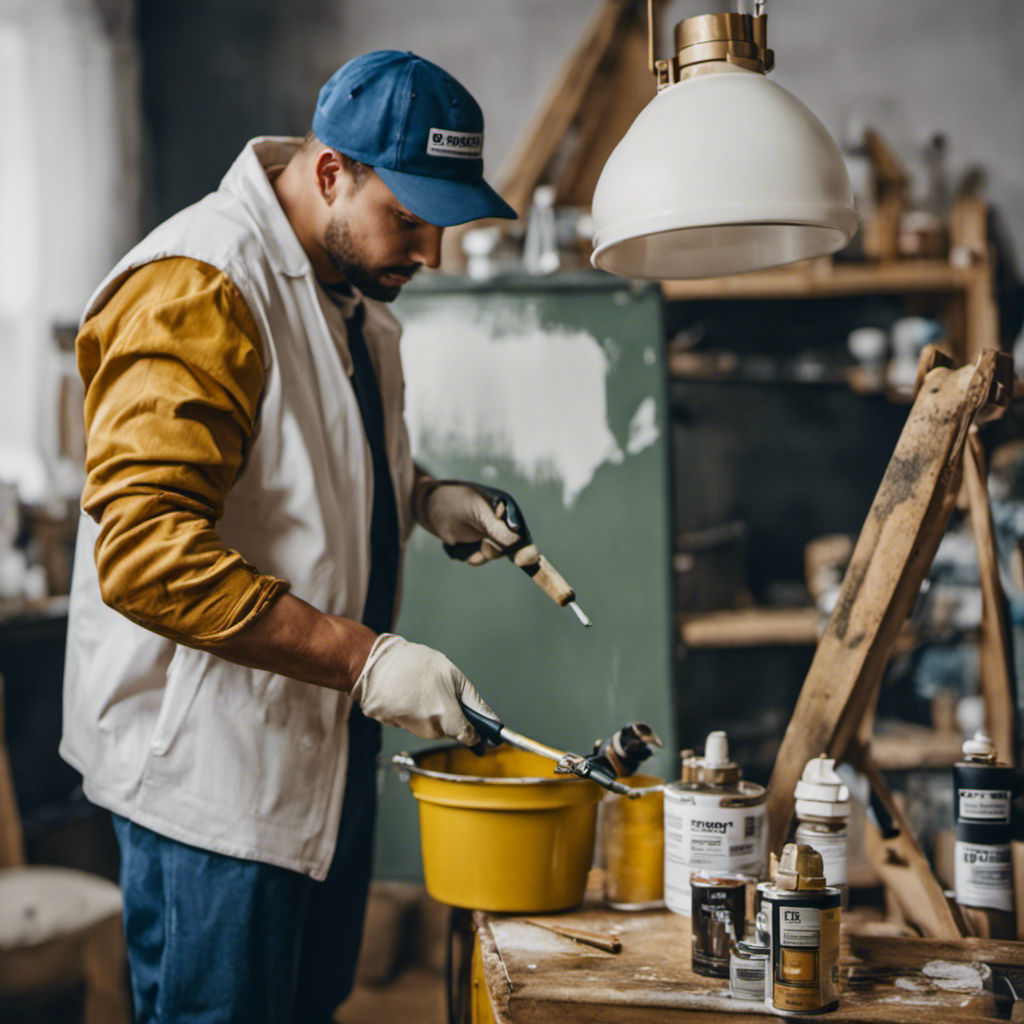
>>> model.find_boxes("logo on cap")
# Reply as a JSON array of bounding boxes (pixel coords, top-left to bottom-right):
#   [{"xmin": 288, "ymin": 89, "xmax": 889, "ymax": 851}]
[{"xmin": 427, "ymin": 128, "xmax": 483, "ymax": 160}]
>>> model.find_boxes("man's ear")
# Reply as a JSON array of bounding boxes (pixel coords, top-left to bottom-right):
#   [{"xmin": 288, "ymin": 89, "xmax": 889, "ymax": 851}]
[{"xmin": 314, "ymin": 148, "xmax": 343, "ymax": 204}]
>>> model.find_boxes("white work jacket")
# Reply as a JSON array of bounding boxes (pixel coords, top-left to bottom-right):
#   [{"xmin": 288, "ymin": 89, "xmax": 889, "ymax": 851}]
[{"xmin": 60, "ymin": 138, "xmax": 416, "ymax": 880}]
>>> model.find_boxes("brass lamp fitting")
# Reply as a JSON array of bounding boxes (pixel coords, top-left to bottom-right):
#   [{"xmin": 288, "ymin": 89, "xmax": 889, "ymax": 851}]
[{"xmin": 648, "ymin": 0, "xmax": 775, "ymax": 92}]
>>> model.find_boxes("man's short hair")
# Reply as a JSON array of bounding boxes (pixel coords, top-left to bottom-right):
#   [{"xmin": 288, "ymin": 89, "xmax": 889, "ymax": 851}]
[{"xmin": 303, "ymin": 131, "xmax": 371, "ymax": 189}]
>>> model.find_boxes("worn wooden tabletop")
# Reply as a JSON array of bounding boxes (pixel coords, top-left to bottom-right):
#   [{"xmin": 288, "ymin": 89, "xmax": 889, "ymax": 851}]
[{"xmin": 474, "ymin": 877, "xmax": 1024, "ymax": 1023}]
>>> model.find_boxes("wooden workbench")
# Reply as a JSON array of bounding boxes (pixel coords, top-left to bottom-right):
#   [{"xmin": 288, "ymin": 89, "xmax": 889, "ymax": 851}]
[{"xmin": 473, "ymin": 876, "xmax": 1024, "ymax": 1022}]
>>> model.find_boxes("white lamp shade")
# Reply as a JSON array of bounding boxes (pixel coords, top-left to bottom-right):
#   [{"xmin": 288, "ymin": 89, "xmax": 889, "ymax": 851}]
[{"xmin": 590, "ymin": 67, "xmax": 859, "ymax": 280}]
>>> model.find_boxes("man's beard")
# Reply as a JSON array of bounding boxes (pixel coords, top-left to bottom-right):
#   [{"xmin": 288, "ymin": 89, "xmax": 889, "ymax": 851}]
[{"xmin": 324, "ymin": 216, "xmax": 419, "ymax": 303}]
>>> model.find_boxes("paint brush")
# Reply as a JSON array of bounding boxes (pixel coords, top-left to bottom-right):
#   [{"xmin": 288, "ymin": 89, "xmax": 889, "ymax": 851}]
[
  {"xmin": 520, "ymin": 918, "xmax": 622, "ymax": 953},
  {"xmin": 444, "ymin": 483, "xmax": 592, "ymax": 627}
]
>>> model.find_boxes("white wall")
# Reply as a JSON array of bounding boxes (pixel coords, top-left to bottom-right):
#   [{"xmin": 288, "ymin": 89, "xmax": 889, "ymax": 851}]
[{"xmin": 0, "ymin": 0, "xmax": 139, "ymax": 500}]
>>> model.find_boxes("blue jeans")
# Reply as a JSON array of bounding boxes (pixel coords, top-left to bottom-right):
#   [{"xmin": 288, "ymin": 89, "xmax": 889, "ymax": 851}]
[{"xmin": 112, "ymin": 707, "xmax": 381, "ymax": 1024}]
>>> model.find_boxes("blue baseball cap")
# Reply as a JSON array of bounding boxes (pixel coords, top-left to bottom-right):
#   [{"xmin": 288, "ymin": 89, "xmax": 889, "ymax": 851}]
[{"xmin": 312, "ymin": 50, "xmax": 517, "ymax": 228}]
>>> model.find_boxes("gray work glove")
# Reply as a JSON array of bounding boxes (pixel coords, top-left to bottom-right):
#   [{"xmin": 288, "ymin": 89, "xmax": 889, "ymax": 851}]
[
  {"xmin": 350, "ymin": 634, "xmax": 495, "ymax": 746},
  {"xmin": 414, "ymin": 479, "xmax": 522, "ymax": 566}
]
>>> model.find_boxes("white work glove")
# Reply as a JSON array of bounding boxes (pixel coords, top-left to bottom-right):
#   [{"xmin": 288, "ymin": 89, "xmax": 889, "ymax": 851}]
[
  {"xmin": 415, "ymin": 479, "xmax": 522, "ymax": 565},
  {"xmin": 350, "ymin": 634, "xmax": 495, "ymax": 746}
]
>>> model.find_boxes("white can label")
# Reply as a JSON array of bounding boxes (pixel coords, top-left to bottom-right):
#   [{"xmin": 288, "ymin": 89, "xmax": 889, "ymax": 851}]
[
  {"xmin": 954, "ymin": 841, "xmax": 1013, "ymax": 911},
  {"xmin": 780, "ymin": 905, "xmax": 820, "ymax": 947},
  {"xmin": 958, "ymin": 788, "xmax": 1011, "ymax": 823},
  {"xmin": 794, "ymin": 828, "xmax": 847, "ymax": 887},
  {"xmin": 663, "ymin": 795, "xmax": 766, "ymax": 915},
  {"xmin": 730, "ymin": 958, "xmax": 766, "ymax": 999}
]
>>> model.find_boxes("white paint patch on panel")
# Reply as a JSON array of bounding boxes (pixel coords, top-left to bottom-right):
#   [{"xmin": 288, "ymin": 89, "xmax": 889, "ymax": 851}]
[
  {"xmin": 400, "ymin": 303, "xmax": 624, "ymax": 507},
  {"xmin": 626, "ymin": 396, "xmax": 659, "ymax": 456}
]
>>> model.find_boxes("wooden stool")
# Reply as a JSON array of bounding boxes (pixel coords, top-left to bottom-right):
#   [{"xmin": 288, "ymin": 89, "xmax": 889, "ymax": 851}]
[{"xmin": 0, "ymin": 673, "xmax": 131, "ymax": 1023}]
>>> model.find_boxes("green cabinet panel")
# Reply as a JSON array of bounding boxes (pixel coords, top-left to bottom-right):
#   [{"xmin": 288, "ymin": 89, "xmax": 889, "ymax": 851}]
[{"xmin": 374, "ymin": 276, "xmax": 674, "ymax": 880}]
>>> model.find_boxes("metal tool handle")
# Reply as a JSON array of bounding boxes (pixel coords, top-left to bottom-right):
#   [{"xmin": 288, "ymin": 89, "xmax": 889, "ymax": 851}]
[
  {"xmin": 458, "ymin": 701, "xmax": 637, "ymax": 797},
  {"xmin": 458, "ymin": 701, "xmax": 566, "ymax": 761}
]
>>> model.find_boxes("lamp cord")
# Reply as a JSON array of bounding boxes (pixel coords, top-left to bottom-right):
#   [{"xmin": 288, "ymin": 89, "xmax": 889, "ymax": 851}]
[{"xmin": 647, "ymin": 0, "xmax": 655, "ymax": 73}]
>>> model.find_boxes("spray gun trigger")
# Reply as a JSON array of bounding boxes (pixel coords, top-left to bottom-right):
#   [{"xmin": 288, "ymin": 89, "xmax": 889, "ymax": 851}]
[{"xmin": 555, "ymin": 753, "xmax": 639, "ymax": 797}]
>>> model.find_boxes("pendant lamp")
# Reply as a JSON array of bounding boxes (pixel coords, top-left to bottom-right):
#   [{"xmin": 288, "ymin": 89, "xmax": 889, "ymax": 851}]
[{"xmin": 590, "ymin": 1, "xmax": 859, "ymax": 280}]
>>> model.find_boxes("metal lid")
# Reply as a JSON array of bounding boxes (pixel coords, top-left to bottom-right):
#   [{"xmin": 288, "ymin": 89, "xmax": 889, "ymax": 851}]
[
  {"xmin": 774, "ymin": 843, "xmax": 826, "ymax": 890},
  {"xmin": 736, "ymin": 938, "xmax": 769, "ymax": 957}
]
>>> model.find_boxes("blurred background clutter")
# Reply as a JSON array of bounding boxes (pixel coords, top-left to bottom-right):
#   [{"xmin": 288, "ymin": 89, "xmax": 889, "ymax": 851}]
[{"xmin": 2, "ymin": 1, "xmax": 1024, "ymax": 1021}]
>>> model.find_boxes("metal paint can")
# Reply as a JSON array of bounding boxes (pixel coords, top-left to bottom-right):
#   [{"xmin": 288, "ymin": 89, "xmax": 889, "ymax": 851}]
[
  {"xmin": 761, "ymin": 844, "xmax": 840, "ymax": 1015},
  {"xmin": 664, "ymin": 731, "xmax": 767, "ymax": 916},
  {"xmin": 690, "ymin": 870, "xmax": 747, "ymax": 977},
  {"xmin": 953, "ymin": 732, "xmax": 1015, "ymax": 917},
  {"xmin": 730, "ymin": 936, "xmax": 769, "ymax": 1000}
]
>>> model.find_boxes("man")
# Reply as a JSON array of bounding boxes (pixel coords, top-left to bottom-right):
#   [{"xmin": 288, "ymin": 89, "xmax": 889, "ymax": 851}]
[{"xmin": 61, "ymin": 51, "xmax": 521, "ymax": 1023}]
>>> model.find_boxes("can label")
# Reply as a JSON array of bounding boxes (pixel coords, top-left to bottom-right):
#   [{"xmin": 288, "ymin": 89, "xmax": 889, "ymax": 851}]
[
  {"xmin": 664, "ymin": 794, "xmax": 766, "ymax": 915},
  {"xmin": 691, "ymin": 876, "xmax": 746, "ymax": 977},
  {"xmin": 954, "ymin": 841, "xmax": 1013, "ymax": 911},
  {"xmin": 958, "ymin": 788, "xmax": 1011, "ymax": 823},
  {"xmin": 771, "ymin": 903, "xmax": 840, "ymax": 1013},
  {"xmin": 794, "ymin": 827, "xmax": 847, "ymax": 887},
  {"xmin": 730, "ymin": 957, "xmax": 766, "ymax": 1000},
  {"xmin": 780, "ymin": 905, "xmax": 820, "ymax": 947}
]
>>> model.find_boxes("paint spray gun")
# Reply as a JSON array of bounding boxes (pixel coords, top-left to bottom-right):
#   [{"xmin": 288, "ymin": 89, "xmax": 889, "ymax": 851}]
[{"xmin": 460, "ymin": 702, "xmax": 662, "ymax": 797}]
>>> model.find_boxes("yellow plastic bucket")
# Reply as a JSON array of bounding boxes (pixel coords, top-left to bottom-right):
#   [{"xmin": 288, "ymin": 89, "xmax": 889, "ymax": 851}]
[{"xmin": 393, "ymin": 744, "xmax": 601, "ymax": 912}]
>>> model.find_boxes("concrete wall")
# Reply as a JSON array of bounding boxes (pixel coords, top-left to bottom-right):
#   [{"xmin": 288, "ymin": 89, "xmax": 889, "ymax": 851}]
[
  {"xmin": 764, "ymin": 0, "xmax": 1024, "ymax": 264},
  {"xmin": 137, "ymin": 0, "xmax": 1024, "ymax": 264}
]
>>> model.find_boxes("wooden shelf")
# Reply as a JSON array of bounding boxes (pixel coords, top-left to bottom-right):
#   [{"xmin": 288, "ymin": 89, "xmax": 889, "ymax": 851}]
[
  {"xmin": 870, "ymin": 723, "xmax": 967, "ymax": 771},
  {"xmin": 667, "ymin": 349, "xmax": 851, "ymax": 384},
  {"xmin": 666, "ymin": 350, "xmax": 919, "ymax": 403},
  {"xmin": 660, "ymin": 259, "xmax": 982, "ymax": 302},
  {"xmin": 680, "ymin": 606, "xmax": 821, "ymax": 648}
]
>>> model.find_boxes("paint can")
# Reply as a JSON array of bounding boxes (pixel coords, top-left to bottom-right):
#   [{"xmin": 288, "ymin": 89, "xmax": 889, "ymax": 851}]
[
  {"xmin": 730, "ymin": 935, "xmax": 769, "ymax": 1000},
  {"xmin": 601, "ymin": 774, "xmax": 665, "ymax": 910},
  {"xmin": 953, "ymin": 732, "xmax": 1015, "ymax": 922},
  {"xmin": 690, "ymin": 870, "xmax": 747, "ymax": 977},
  {"xmin": 663, "ymin": 731, "xmax": 767, "ymax": 916},
  {"xmin": 793, "ymin": 755, "xmax": 851, "ymax": 909},
  {"xmin": 761, "ymin": 844, "xmax": 840, "ymax": 1015}
]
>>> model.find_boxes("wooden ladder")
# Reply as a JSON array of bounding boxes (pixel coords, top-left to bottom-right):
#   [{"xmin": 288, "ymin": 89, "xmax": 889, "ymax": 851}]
[{"xmin": 765, "ymin": 345, "xmax": 1018, "ymax": 940}]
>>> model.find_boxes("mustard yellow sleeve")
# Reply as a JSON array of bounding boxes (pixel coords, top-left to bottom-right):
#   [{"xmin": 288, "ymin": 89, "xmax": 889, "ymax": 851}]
[{"xmin": 78, "ymin": 257, "xmax": 290, "ymax": 648}]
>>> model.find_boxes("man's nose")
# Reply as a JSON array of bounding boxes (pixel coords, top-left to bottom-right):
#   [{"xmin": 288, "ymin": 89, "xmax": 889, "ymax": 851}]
[{"xmin": 411, "ymin": 224, "xmax": 444, "ymax": 269}]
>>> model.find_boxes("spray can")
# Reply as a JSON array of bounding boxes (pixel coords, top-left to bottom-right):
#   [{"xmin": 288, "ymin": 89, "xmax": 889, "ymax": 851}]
[
  {"xmin": 794, "ymin": 756, "xmax": 851, "ymax": 909},
  {"xmin": 762, "ymin": 844, "xmax": 840, "ymax": 1015},
  {"xmin": 663, "ymin": 731, "xmax": 767, "ymax": 916},
  {"xmin": 953, "ymin": 732, "xmax": 1016, "ymax": 927}
]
